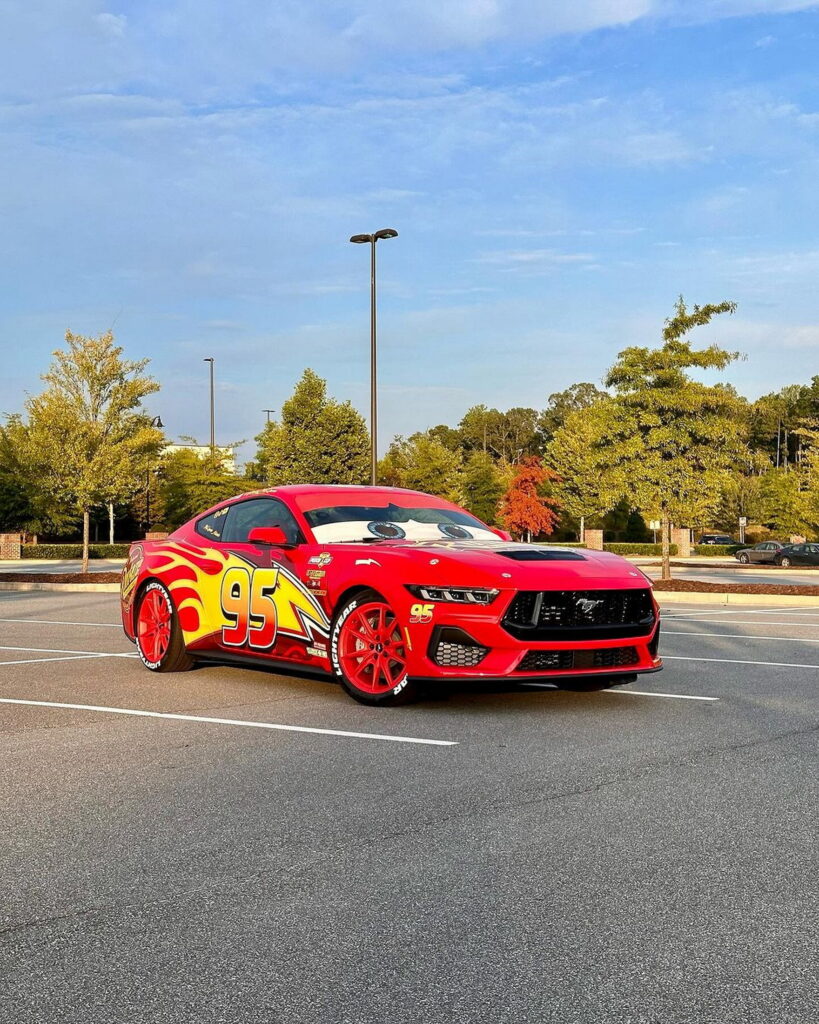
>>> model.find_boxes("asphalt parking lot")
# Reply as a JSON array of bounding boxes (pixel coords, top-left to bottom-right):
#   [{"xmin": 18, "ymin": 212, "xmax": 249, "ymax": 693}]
[{"xmin": 1, "ymin": 592, "xmax": 816, "ymax": 1024}]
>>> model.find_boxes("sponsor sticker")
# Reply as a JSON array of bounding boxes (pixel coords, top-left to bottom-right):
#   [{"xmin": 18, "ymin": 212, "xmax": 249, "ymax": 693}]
[
  {"xmin": 121, "ymin": 545, "xmax": 144, "ymax": 607},
  {"xmin": 307, "ymin": 569, "xmax": 325, "ymax": 579},
  {"xmin": 308, "ymin": 552, "xmax": 333, "ymax": 567},
  {"xmin": 409, "ymin": 602, "xmax": 434, "ymax": 624},
  {"xmin": 307, "ymin": 645, "xmax": 329, "ymax": 660}
]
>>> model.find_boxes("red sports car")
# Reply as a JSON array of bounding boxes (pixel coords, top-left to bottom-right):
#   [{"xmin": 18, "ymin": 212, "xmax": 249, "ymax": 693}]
[{"xmin": 121, "ymin": 485, "xmax": 662, "ymax": 705}]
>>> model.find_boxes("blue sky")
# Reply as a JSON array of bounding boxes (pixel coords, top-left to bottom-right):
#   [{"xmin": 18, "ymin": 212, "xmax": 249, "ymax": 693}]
[{"xmin": 1, "ymin": 1, "xmax": 818, "ymax": 462}]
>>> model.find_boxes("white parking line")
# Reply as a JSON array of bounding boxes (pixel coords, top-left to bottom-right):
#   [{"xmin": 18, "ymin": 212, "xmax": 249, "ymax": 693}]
[
  {"xmin": 0, "ymin": 618, "xmax": 121, "ymax": 628},
  {"xmin": 610, "ymin": 689, "xmax": 718, "ymax": 702},
  {"xmin": 0, "ymin": 654, "xmax": 121, "ymax": 667},
  {"xmin": 0, "ymin": 645, "xmax": 136, "ymax": 658},
  {"xmin": 665, "ymin": 655, "xmax": 819, "ymax": 670},
  {"xmin": 663, "ymin": 608, "xmax": 819, "ymax": 618},
  {"xmin": 664, "ymin": 631, "xmax": 819, "ymax": 644},
  {"xmin": 0, "ymin": 698, "xmax": 458, "ymax": 746}
]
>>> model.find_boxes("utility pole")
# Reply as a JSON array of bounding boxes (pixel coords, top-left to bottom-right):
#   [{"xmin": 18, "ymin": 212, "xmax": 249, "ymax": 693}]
[{"xmin": 204, "ymin": 358, "xmax": 215, "ymax": 459}]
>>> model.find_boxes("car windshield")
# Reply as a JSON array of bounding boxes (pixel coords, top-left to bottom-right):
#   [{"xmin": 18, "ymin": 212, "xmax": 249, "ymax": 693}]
[{"xmin": 302, "ymin": 502, "xmax": 499, "ymax": 544}]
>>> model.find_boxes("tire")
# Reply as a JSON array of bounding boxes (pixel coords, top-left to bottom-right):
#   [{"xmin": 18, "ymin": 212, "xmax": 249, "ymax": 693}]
[
  {"xmin": 738, "ymin": 553, "xmax": 750, "ymax": 564},
  {"xmin": 135, "ymin": 580, "xmax": 195, "ymax": 672},
  {"xmin": 559, "ymin": 674, "xmax": 635, "ymax": 692},
  {"xmin": 779, "ymin": 557, "xmax": 791, "ymax": 568},
  {"xmin": 330, "ymin": 589, "xmax": 418, "ymax": 706}
]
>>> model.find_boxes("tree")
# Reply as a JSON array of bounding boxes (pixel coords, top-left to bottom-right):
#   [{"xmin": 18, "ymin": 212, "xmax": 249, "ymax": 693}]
[
  {"xmin": 378, "ymin": 433, "xmax": 462, "ymax": 503},
  {"xmin": 459, "ymin": 405, "xmax": 541, "ymax": 461},
  {"xmin": 461, "ymin": 450, "xmax": 505, "ymax": 525},
  {"xmin": 758, "ymin": 468, "xmax": 810, "ymax": 537},
  {"xmin": 499, "ymin": 457, "xmax": 560, "ymax": 541},
  {"xmin": 255, "ymin": 369, "xmax": 369, "ymax": 485},
  {"xmin": 539, "ymin": 382, "xmax": 608, "ymax": 444},
  {"xmin": 604, "ymin": 296, "xmax": 744, "ymax": 578},
  {"xmin": 546, "ymin": 399, "xmax": 624, "ymax": 541},
  {"xmin": 15, "ymin": 331, "xmax": 163, "ymax": 571},
  {"xmin": 158, "ymin": 448, "xmax": 249, "ymax": 529}
]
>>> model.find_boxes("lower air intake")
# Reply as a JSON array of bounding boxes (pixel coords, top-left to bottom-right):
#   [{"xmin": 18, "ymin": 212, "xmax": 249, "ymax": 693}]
[
  {"xmin": 430, "ymin": 627, "xmax": 488, "ymax": 668},
  {"xmin": 517, "ymin": 646, "xmax": 639, "ymax": 672}
]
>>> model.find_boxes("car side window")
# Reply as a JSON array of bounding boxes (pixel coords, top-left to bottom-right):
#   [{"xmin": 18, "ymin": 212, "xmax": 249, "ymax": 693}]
[
  {"xmin": 195, "ymin": 506, "xmax": 231, "ymax": 541},
  {"xmin": 222, "ymin": 497, "xmax": 304, "ymax": 545}
]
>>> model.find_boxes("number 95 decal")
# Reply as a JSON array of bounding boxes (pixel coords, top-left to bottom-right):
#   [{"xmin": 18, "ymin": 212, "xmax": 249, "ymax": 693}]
[
  {"xmin": 409, "ymin": 602, "xmax": 434, "ymax": 624},
  {"xmin": 220, "ymin": 566, "xmax": 279, "ymax": 649}
]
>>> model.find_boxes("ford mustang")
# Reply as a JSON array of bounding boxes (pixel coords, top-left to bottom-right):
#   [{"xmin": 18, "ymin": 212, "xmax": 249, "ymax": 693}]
[{"xmin": 120, "ymin": 485, "xmax": 662, "ymax": 705}]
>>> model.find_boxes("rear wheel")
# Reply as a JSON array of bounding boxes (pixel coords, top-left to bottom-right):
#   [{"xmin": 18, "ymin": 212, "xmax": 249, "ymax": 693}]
[
  {"xmin": 331, "ymin": 590, "xmax": 417, "ymax": 705},
  {"xmin": 135, "ymin": 580, "xmax": 194, "ymax": 672}
]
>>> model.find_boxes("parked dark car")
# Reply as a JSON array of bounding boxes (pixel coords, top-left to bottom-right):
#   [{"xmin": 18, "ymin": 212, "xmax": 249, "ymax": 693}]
[
  {"xmin": 773, "ymin": 543, "xmax": 819, "ymax": 567},
  {"xmin": 699, "ymin": 533, "xmax": 735, "ymax": 545},
  {"xmin": 735, "ymin": 541, "xmax": 785, "ymax": 564}
]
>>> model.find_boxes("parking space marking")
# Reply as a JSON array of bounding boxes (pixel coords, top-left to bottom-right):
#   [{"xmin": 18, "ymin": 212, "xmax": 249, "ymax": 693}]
[
  {"xmin": 0, "ymin": 645, "xmax": 137, "ymax": 658},
  {"xmin": 0, "ymin": 654, "xmax": 123, "ymax": 667},
  {"xmin": 662, "ymin": 617, "xmax": 819, "ymax": 627},
  {"xmin": 610, "ymin": 689, "xmax": 719, "ymax": 702},
  {"xmin": 665, "ymin": 655, "xmax": 819, "ymax": 670},
  {"xmin": 664, "ymin": 631, "xmax": 819, "ymax": 644},
  {"xmin": 0, "ymin": 698, "xmax": 458, "ymax": 746},
  {"xmin": 0, "ymin": 618, "xmax": 121, "ymax": 628}
]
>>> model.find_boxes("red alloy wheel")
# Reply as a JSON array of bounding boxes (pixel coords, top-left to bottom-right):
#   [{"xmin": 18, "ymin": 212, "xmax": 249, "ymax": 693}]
[
  {"xmin": 137, "ymin": 587, "xmax": 173, "ymax": 664},
  {"xmin": 337, "ymin": 601, "xmax": 408, "ymax": 695}
]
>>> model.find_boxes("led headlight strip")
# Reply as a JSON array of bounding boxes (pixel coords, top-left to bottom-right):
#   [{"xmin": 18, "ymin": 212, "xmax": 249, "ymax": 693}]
[{"xmin": 405, "ymin": 585, "xmax": 500, "ymax": 605}]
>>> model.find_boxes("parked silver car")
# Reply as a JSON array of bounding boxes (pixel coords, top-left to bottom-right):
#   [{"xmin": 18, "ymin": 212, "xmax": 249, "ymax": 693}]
[{"xmin": 734, "ymin": 541, "xmax": 785, "ymax": 564}]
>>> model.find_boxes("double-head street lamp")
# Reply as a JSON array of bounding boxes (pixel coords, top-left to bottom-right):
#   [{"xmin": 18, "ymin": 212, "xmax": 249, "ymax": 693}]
[
  {"xmin": 349, "ymin": 228, "xmax": 398, "ymax": 485},
  {"xmin": 203, "ymin": 357, "xmax": 215, "ymax": 458}
]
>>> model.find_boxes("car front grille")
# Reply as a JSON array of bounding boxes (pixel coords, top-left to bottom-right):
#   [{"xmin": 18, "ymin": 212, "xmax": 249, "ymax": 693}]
[
  {"xmin": 517, "ymin": 646, "xmax": 639, "ymax": 673},
  {"xmin": 503, "ymin": 589, "xmax": 655, "ymax": 641}
]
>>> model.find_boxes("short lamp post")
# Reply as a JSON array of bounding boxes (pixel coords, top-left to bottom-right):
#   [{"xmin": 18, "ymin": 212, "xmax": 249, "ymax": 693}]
[
  {"xmin": 145, "ymin": 415, "xmax": 164, "ymax": 531},
  {"xmin": 349, "ymin": 228, "xmax": 398, "ymax": 485}
]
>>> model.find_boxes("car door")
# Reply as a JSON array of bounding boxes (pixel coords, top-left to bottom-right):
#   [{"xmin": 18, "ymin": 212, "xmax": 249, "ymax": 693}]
[
  {"xmin": 753, "ymin": 543, "xmax": 772, "ymax": 563},
  {"xmin": 213, "ymin": 497, "xmax": 331, "ymax": 662},
  {"xmin": 807, "ymin": 544, "xmax": 819, "ymax": 566}
]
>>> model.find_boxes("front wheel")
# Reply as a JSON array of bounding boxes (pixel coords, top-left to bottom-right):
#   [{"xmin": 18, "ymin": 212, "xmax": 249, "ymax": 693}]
[
  {"xmin": 330, "ymin": 590, "xmax": 418, "ymax": 705},
  {"xmin": 738, "ymin": 553, "xmax": 750, "ymax": 564},
  {"xmin": 779, "ymin": 557, "xmax": 791, "ymax": 568},
  {"xmin": 135, "ymin": 580, "xmax": 195, "ymax": 672}
]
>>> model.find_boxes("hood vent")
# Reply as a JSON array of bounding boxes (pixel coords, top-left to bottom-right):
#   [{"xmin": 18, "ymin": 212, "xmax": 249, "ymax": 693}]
[{"xmin": 497, "ymin": 548, "xmax": 587, "ymax": 562}]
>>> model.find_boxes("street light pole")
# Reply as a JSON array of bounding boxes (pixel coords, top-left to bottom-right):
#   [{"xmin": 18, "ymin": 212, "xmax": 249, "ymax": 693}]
[
  {"xmin": 203, "ymin": 358, "xmax": 215, "ymax": 459},
  {"xmin": 263, "ymin": 409, "xmax": 274, "ymax": 424},
  {"xmin": 349, "ymin": 228, "xmax": 398, "ymax": 485}
]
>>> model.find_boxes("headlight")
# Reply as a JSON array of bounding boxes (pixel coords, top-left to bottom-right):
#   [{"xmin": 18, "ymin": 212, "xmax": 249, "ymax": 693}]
[{"xmin": 405, "ymin": 585, "xmax": 500, "ymax": 605}]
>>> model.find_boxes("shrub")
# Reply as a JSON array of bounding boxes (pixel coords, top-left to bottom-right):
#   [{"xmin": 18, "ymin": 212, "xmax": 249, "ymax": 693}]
[
  {"xmin": 692, "ymin": 544, "xmax": 743, "ymax": 556},
  {"xmin": 22, "ymin": 544, "xmax": 130, "ymax": 559},
  {"xmin": 603, "ymin": 543, "xmax": 679, "ymax": 556}
]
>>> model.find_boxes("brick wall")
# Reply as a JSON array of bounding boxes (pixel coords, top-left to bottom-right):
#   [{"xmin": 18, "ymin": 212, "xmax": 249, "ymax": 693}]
[
  {"xmin": 671, "ymin": 527, "xmax": 691, "ymax": 557},
  {"xmin": 584, "ymin": 529, "xmax": 604, "ymax": 551},
  {"xmin": 0, "ymin": 533, "xmax": 22, "ymax": 559}
]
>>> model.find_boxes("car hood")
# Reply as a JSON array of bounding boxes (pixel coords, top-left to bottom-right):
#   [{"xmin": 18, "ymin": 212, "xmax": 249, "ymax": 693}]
[{"xmin": 333, "ymin": 540, "xmax": 652, "ymax": 590}]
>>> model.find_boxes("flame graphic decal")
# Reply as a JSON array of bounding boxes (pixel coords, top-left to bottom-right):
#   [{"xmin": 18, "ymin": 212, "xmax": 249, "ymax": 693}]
[{"xmin": 145, "ymin": 541, "xmax": 330, "ymax": 647}]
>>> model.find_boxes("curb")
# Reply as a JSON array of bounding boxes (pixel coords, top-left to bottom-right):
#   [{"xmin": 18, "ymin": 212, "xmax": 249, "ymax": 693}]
[
  {"xmin": 0, "ymin": 582, "xmax": 120, "ymax": 593},
  {"xmin": 656, "ymin": 591, "xmax": 819, "ymax": 607}
]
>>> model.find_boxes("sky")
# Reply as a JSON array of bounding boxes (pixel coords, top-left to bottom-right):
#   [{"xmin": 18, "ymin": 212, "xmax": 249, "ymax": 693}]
[{"xmin": 1, "ymin": 1, "xmax": 818, "ymax": 463}]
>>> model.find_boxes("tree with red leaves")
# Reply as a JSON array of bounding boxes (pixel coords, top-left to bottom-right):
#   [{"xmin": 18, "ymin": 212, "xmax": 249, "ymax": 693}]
[{"xmin": 500, "ymin": 456, "xmax": 560, "ymax": 542}]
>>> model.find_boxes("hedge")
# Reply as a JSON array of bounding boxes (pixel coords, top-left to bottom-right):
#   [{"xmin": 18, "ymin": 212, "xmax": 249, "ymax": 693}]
[
  {"xmin": 692, "ymin": 544, "xmax": 742, "ymax": 556},
  {"xmin": 22, "ymin": 544, "xmax": 131, "ymax": 559},
  {"xmin": 539, "ymin": 541, "xmax": 587, "ymax": 548},
  {"xmin": 603, "ymin": 542, "xmax": 679, "ymax": 556}
]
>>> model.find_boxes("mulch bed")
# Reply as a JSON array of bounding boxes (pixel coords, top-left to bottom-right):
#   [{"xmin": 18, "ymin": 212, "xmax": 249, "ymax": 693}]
[
  {"xmin": 0, "ymin": 572, "xmax": 122, "ymax": 584},
  {"xmin": 652, "ymin": 578, "xmax": 819, "ymax": 597}
]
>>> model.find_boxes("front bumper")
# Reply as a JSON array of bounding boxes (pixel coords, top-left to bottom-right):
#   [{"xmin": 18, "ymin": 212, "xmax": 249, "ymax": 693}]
[{"xmin": 400, "ymin": 594, "xmax": 662, "ymax": 681}]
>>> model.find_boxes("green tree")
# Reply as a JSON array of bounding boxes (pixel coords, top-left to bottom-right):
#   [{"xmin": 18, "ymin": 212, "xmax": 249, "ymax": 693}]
[
  {"xmin": 15, "ymin": 331, "xmax": 163, "ymax": 571},
  {"xmin": 255, "ymin": 369, "xmax": 369, "ymax": 485},
  {"xmin": 758, "ymin": 468, "xmax": 810, "ymax": 537},
  {"xmin": 546, "ymin": 399, "xmax": 623, "ymax": 541},
  {"xmin": 604, "ymin": 296, "xmax": 744, "ymax": 577},
  {"xmin": 539, "ymin": 382, "xmax": 608, "ymax": 444},
  {"xmin": 461, "ymin": 450, "xmax": 505, "ymax": 525},
  {"xmin": 458, "ymin": 405, "xmax": 540, "ymax": 461},
  {"xmin": 378, "ymin": 433, "xmax": 462, "ymax": 503},
  {"xmin": 158, "ymin": 449, "xmax": 248, "ymax": 529}
]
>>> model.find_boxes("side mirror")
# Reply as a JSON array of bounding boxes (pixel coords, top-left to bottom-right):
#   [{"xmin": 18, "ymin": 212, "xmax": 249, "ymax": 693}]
[
  {"xmin": 494, "ymin": 529, "xmax": 513, "ymax": 542},
  {"xmin": 248, "ymin": 526, "xmax": 293, "ymax": 547}
]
